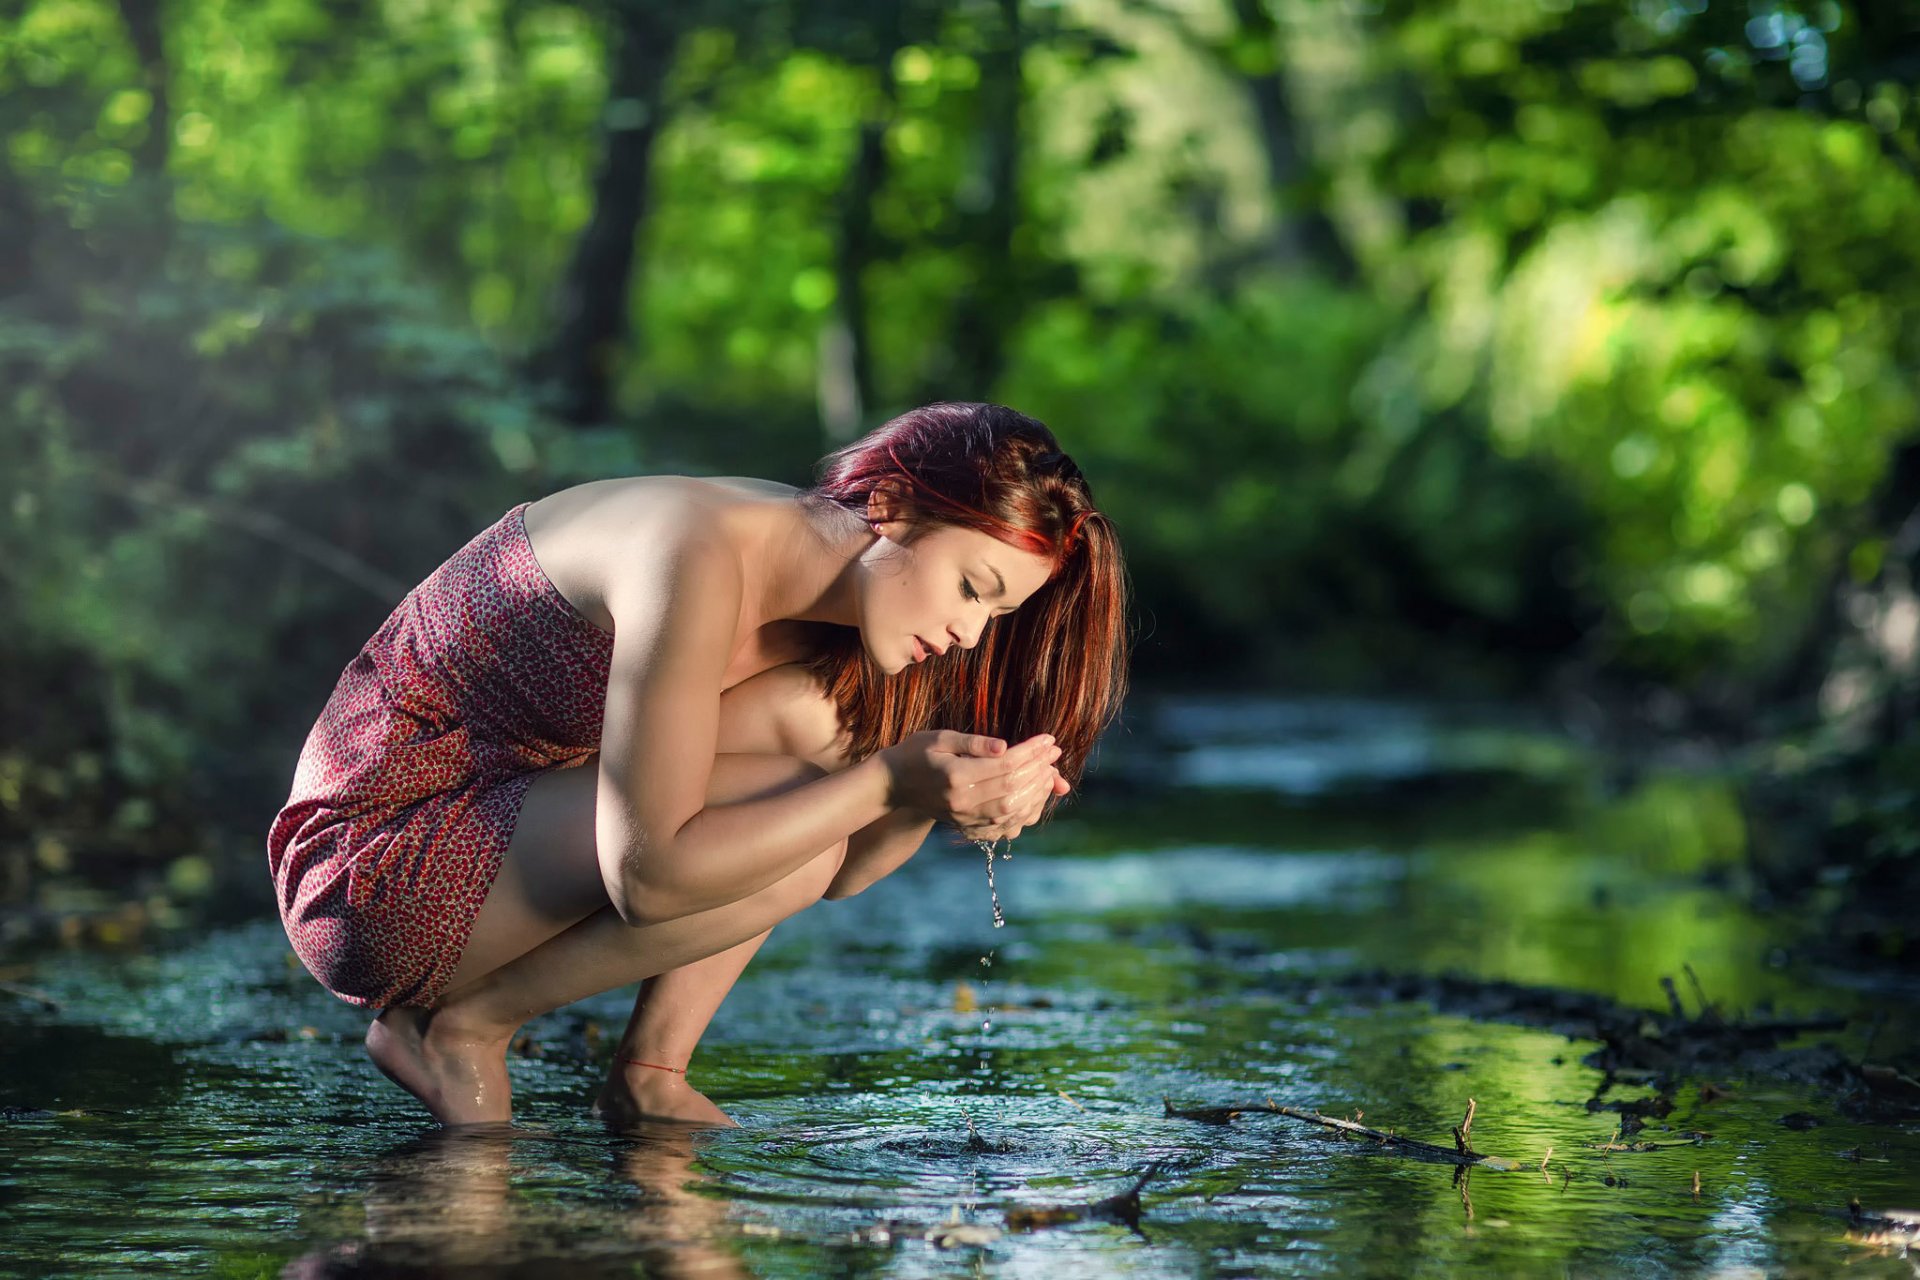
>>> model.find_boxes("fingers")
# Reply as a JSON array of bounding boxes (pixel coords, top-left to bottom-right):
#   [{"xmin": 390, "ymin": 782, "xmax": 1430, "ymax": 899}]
[
  {"xmin": 968, "ymin": 739, "xmax": 1052, "ymax": 784},
  {"xmin": 964, "ymin": 763, "xmax": 1063, "ymax": 842},
  {"xmin": 935, "ymin": 730, "xmax": 1008, "ymax": 757},
  {"xmin": 949, "ymin": 736, "xmax": 1058, "ymax": 791}
]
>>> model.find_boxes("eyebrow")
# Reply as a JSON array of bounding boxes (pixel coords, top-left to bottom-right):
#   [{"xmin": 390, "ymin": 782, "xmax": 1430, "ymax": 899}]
[{"xmin": 980, "ymin": 563, "xmax": 1007, "ymax": 598}]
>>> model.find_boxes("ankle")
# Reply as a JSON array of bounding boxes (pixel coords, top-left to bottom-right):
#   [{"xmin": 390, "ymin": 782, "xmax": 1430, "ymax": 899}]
[
  {"xmin": 621, "ymin": 1053, "xmax": 688, "ymax": 1073},
  {"xmin": 616, "ymin": 1054, "xmax": 694, "ymax": 1089}
]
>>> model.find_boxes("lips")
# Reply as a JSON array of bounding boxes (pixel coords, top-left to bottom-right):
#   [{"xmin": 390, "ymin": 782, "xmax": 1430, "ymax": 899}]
[{"xmin": 911, "ymin": 636, "xmax": 928, "ymax": 663}]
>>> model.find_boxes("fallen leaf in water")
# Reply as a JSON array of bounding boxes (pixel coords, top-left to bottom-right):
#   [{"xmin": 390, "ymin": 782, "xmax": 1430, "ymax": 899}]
[
  {"xmin": 926, "ymin": 1222, "xmax": 1000, "ymax": 1249},
  {"xmin": 952, "ymin": 983, "xmax": 978, "ymax": 1014}
]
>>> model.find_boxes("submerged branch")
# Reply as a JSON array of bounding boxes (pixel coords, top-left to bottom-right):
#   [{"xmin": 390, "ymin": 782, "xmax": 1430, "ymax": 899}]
[
  {"xmin": 1164, "ymin": 1097, "xmax": 1523, "ymax": 1171},
  {"xmin": 1004, "ymin": 1164, "xmax": 1160, "ymax": 1235}
]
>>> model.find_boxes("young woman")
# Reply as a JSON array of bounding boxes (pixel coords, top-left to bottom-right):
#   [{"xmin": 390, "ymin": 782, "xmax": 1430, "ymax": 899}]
[{"xmin": 267, "ymin": 402, "xmax": 1128, "ymax": 1127}]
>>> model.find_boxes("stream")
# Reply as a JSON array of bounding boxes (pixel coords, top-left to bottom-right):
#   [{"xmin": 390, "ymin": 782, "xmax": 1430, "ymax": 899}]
[{"xmin": 3, "ymin": 696, "xmax": 1916, "ymax": 1277}]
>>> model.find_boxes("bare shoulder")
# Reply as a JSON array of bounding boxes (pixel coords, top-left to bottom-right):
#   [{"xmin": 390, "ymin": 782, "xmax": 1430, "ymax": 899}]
[{"xmin": 520, "ymin": 476, "xmax": 754, "ymax": 631}]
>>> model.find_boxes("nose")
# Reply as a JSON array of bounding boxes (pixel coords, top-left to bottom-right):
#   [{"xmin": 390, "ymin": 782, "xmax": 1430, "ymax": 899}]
[{"xmin": 949, "ymin": 611, "xmax": 988, "ymax": 651}]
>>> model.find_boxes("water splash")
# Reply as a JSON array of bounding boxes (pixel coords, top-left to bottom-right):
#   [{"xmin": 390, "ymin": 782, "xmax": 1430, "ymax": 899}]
[{"xmin": 974, "ymin": 837, "xmax": 1008, "ymax": 928}]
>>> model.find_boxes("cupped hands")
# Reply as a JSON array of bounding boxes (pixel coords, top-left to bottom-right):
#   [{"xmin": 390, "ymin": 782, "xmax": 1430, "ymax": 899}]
[{"xmin": 881, "ymin": 730, "xmax": 1068, "ymax": 843}]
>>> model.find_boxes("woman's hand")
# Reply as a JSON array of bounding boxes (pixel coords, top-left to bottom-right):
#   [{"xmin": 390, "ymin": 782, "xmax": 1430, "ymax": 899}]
[
  {"xmin": 962, "ymin": 739, "xmax": 1068, "ymax": 843},
  {"xmin": 880, "ymin": 730, "xmax": 1065, "ymax": 841}
]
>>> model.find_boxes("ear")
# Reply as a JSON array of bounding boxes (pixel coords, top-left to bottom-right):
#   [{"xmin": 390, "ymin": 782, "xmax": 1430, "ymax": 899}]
[{"xmin": 865, "ymin": 484, "xmax": 910, "ymax": 542}]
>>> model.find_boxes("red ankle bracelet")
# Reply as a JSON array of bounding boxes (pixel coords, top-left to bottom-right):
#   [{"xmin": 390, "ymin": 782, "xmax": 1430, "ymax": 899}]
[{"xmin": 622, "ymin": 1057, "xmax": 687, "ymax": 1075}]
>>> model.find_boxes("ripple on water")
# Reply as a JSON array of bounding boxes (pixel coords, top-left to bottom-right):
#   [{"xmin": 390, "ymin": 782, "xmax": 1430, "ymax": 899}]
[
  {"xmin": 708, "ymin": 1103, "xmax": 1142, "ymax": 1211},
  {"xmin": 6, "ymin": 699, "xmax": 1920, "ymax": 1277}
]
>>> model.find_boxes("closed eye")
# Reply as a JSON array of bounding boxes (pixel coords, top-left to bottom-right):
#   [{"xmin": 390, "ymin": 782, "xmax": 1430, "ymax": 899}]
[{"xmin": 965, "ymin": 579, "xmax": 1017, "ymax": 617}]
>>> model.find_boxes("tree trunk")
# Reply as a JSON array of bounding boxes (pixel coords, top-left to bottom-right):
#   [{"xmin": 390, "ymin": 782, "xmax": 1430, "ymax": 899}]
[
  {"xmin": 1225, "ymin": 0, "xmax": 1353, "ymax": 280},
  {"xmin": 939, "ymin": 0, "xmax": 1024, "ymax": 399},
  {"xmin": 535, "ymin": 2, "xmax": 679, "ymax": 426},
  {"xmin": 113, "ymin": 0, "xmax": 174, "ymax": 258},
  {"xmin": 821, "ymin": 8, "xmax": 903, "ymax": 444},
  {"xmin": 0, "ymin": 167, "xmax": 37, "ymax": 296},
  {"xmin": 1766, "ymin": 436, "xmax": 1920, "ymax": 737}
]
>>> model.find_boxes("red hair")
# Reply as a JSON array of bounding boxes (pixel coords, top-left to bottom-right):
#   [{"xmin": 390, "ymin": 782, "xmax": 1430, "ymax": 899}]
[{"xmin": 802, "ymin": 403, "xmax": 1130, "ymax": 803}]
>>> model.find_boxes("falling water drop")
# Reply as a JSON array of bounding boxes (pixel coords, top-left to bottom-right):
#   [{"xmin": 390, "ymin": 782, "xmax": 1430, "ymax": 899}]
[{"xmin": 975, "ymin": 837, "xmax": 1007, "ymax": 928}]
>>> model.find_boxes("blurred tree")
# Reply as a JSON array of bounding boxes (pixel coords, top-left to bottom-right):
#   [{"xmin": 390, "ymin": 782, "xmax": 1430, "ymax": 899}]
[
  {"xmin": 10, "ymin": 0, "xmax": 1920, "ymax": 900},
  {"xmin": 1294, "ymin": 0, "xmax": 1920, "ymax": 700},
  {"xmin": 1118, "ymin": 0, "xmax": 1355, "ymax": 280},
  {"xmin": 938, "ymin": 0, "xmax": 1025, "ymax": 398},
  {"xmin": 533, "ymin": 0, "xmax": 684, "ymax": 425},
  {"xmin": 110, "ymin": 0, "xmax": 170, "ymax": 187}
]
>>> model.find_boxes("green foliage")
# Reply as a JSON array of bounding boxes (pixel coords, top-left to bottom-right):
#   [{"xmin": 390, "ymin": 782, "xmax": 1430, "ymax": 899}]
[
  {"xmin": 0, "ymin": 180, "xmax": 641, "ymax": 880},
  {"xmin": 1301, "ymin": 0, "xmax": 1920, "ymax": 677},
  {"xmin": 1002, "ymin": 275, "xmax": 1593, "ymax": 675},
  {"xmin": 5, "ymin": 0, "xmax": 1920, "ymax": 895}
]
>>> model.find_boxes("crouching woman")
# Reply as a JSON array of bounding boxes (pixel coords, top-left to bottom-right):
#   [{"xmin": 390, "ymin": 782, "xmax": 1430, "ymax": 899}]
[{"xmin": 266, "ymin": 402, "xmax": 1129, "ymax": 1126}]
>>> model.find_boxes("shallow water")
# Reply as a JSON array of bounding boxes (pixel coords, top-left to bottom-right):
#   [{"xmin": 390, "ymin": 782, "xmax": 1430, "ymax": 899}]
[{"xmin": 3, "ymin": 696, "xmax": 1917, "ymax": 1278}]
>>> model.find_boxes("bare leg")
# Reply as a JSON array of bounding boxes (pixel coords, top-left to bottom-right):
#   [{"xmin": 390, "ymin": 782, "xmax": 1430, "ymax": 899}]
[
  {"xmin": 593, "ymin": 930, "xmax": 771, "ymax": 1129},
  {"xmin": 367, "ymin": 753, "xmax": 842, "ymax": 1126}
]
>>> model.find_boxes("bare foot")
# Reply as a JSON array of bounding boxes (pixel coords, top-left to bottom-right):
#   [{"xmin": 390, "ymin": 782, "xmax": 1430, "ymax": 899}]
[
  {"xmin": 593, "ymin": 1064, "xmax": 737, "ymax": 1129},
  {"xmin": 365, "ymin": 1007, "xmax": 515, "ymax": 1126}
]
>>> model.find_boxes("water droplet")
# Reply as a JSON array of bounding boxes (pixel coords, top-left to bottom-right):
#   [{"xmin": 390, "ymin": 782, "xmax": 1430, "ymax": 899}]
[{"xmin": 975, "ymin": 837, "xmax": 1007, "ymax": 928}]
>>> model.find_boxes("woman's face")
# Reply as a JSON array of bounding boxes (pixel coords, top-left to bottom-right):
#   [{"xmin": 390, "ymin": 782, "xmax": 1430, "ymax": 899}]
[{"xmin": 857, "ymin": 518, "xmax": 1055, "ymax": 675}]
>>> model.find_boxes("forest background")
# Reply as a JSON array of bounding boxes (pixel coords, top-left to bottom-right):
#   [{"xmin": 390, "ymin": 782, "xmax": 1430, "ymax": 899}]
[{"xmin": 2, "ymin": 0, "xmax": 1917, "ymax": 959}]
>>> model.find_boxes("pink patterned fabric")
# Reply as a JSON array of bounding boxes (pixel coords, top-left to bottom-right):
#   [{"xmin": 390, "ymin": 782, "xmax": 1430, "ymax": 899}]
[{"xmin": 267, "ymin": 503, "xmax": 615, "ymax": 1008}]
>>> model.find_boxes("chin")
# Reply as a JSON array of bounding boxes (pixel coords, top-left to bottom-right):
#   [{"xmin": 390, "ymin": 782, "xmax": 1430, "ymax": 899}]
[{"xmin": 859, "ymin": 631, "xmax": 907, "ymax": 675}]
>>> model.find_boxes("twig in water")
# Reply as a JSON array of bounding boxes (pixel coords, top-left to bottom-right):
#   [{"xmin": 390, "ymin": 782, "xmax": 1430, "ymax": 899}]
[
  {"xmin": 1591, "ymin": 1136, "xmax": 1702, "ymax": 1153},
  {"xmin": 1005, "ymin": 1164, "xmax": 1159, "ymax": 1236},
  {"xmin": 1682, "ymin": 965, "xmax": 1716, "ymax": 1023},
  {"xmin": 1163, "ymin": 1097, "xmax": 1522, "ymax": 1170},
  {"xmin": 1162, "ymin": 1097, "xmax": 1253, "ymax": 1126},
  {"xmin": 0, "ymin": 982, "xmax": 58, "ymax": 1012},
  {"xmin": 1860, "ymin": 1011, "xmax": 1887, "ymax": 1066},
  {"xmin": 1057, "ymin": 1089, "xmax": 1087, "ymax": 1113},
  {"xmin": 1453, "ymin": 1098, "xmax": 1477, "ymax": 1154},
  {"xmin": 1660, "ymin": 976, "xmax": 1687, "ymax": 1022}
]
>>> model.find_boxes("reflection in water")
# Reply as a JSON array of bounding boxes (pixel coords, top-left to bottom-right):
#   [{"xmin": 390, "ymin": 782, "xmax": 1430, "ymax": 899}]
[
  {"xmin": 5, "ymin": 699, "xmax": 1919, "ymax": 1276},
  {"xmin": 282, "ymin": 1122, "xmax": 747, "ymax": 1279},
  {"xmin": 614, "ymin": 1121, "xmax": 752, "ymax": 1280}
]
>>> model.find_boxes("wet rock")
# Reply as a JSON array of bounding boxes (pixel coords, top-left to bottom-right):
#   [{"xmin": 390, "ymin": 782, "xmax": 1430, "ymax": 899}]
[{"xmin": 925, "ymin": 1208, "xmax": 1001, "ymax": 1250}]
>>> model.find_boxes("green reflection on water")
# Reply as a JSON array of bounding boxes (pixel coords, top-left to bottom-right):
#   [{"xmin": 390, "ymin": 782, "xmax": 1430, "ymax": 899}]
[{"xmin": 1, "ymin": 745, "xmax": 1915, "ymax": 1278}]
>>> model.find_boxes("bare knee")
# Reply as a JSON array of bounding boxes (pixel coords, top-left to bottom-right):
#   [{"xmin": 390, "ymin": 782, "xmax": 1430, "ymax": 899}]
[{"xmin": 784, "ymin": 836, "xmax": 849, "ymax": 913}]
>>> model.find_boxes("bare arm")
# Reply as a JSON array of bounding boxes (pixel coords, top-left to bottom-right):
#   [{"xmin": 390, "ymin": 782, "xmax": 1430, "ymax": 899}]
[
  {"xmin": 598, "ymin": 532, "xmax": 1035, "ymax": 926},
  {"xmin": 595, "ymin": 530, "xmax": 900, "ymax": 926},
  {"xmin": 714, "ymin": 663, "xmax": 1061, "ymax": 900},
  {"xmin": 713, "ymin": 663, "xmax": 932, "ymax": 898}
]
